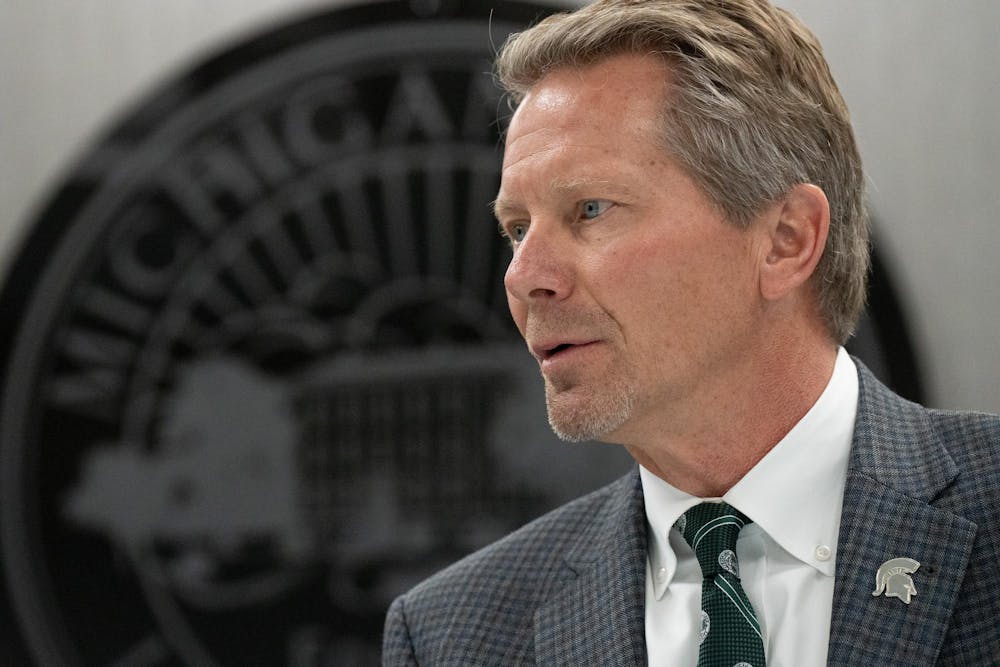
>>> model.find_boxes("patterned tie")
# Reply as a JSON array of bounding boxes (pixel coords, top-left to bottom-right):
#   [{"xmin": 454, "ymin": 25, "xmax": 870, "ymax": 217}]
[{"xmin": 677, "ymin": 502, "xmax": 766, "ymax": 667}]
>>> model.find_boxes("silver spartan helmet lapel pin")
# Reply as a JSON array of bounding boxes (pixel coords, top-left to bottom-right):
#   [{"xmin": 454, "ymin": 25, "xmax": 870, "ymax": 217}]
[{"xmin": 872, "ymin": 557, "xmax": 921, "ymax": 604}]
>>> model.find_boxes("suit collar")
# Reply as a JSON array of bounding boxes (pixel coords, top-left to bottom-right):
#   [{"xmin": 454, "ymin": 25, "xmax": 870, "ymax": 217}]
[
  {"xmin": 534, "ymin": 468, "xmax": 648, "ymax": 665},
  {"xmin": 529, "ymin": 362, "xmax": 978, "ymax": 665},
  {"xmin": 828, "ymin": 361, "xmax": 977, "ymax": 665},
  {"xmin": 847, "ymin": 359, "xmax": 958, "ymax": 501}
]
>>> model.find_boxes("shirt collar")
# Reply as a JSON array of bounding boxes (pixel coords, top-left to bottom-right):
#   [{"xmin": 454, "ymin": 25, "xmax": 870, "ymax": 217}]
[
  {"xmin": 640, "ymin": 465, "xmax": 702, "ymax": 599},
  {"xmin": 641, "ymin": 347, "xmax": 859, "ymax": 599}
]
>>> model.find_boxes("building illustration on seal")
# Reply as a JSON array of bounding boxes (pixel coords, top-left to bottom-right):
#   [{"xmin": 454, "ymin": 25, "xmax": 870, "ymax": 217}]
[
  {"xmin": 0, "ymin": 4, "xmax": 639, "ymax": 662},
  {"xmin": 0, "ymin": 1, "xmax": 928, "ymax": 664}
]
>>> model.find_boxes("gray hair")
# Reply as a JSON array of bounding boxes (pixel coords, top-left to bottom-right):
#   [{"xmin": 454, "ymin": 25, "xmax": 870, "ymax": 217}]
[{"xmin": 496, "ymin": 0, "xmax": 869, "ymax": 343}]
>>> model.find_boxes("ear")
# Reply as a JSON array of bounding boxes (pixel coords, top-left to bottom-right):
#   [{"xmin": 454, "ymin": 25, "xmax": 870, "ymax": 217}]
[{"xmin": 759, "ymin": 183, "xmax": 829, "ymax": 302}]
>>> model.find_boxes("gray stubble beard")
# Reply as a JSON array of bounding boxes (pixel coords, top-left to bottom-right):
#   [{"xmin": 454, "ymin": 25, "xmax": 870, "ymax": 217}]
[{"xmin": 543, "ymin": 374, "xmax": 638, "ymax": 443}]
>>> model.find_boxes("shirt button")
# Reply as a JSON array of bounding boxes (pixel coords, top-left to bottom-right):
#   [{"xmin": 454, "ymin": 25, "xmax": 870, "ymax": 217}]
[
  {"xmin": 655, "ymin": 567, "xmax": 667, "ymax": 583},
  {"xmin": 815, "ymin": 545, "xmax": 832, "ymax": 561}
]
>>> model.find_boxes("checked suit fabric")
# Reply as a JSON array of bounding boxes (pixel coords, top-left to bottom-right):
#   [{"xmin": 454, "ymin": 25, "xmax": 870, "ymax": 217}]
[
  {"xmin": 383, "ymin": 362, "xmax": 1000, "ymax": 665},
  {"xmin": 679, "ymin": 502, "xmax": 766, "ymax": 667}
]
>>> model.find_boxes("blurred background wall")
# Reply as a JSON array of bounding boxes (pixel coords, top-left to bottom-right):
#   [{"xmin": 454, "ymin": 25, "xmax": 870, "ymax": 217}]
[
  {"xmin": 0, "ymin": 2, "xmax": 997, "ymax": 665},
  {"xmin": 2, "ymin": 0, "xmax": 998, "ymax": 414}
]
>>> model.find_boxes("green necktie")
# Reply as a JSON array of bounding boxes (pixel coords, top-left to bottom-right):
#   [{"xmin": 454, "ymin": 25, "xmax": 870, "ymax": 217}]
[{"xmin": 677, "ymin": 502, "xmax": 767, "ymax": 667}]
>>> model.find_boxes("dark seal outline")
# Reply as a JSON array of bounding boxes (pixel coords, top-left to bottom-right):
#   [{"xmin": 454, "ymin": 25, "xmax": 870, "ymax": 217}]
[
  {"xmin": 0, "ymin": 1, "xmax": 924, "ymax": 664},
  {"xmin": 0, "ymin": 3, "xmax": 563, "ymax": 665}
]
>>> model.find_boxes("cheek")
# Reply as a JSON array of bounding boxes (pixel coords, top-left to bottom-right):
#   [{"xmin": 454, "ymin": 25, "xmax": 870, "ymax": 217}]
[
  {"xmin": 614, "ymin": 238, "xmax": 694, "ymax": 301},
  {"xmin": 604, "ymin": 237, "xmax": 737, "ymax": 331}
]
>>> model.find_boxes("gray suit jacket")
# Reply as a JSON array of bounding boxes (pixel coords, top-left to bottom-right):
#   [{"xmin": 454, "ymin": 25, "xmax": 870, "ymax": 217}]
[{"xmin": 383, "ymin": 363, "xmax": 1000, "ymax": 665}]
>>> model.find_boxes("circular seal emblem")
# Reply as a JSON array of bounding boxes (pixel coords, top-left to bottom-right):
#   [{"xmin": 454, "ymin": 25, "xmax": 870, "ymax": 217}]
[
  {"xmin": 1, "ymin": 2, "xmax": 639, "ymax": 664},
  {"xmin": 0, "ymin": 2, "xmax": 927, "ymax": 665}
]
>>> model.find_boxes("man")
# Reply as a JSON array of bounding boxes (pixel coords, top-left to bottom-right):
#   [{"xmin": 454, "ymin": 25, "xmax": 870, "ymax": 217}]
[{"xmin": 383, "ymin": 1, "xmax": 1000, "ymax": 664}]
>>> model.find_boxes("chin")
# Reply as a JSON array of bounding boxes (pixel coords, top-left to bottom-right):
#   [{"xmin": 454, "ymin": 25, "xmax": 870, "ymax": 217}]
[{"xmin": 544, "ymin": 383, "xmax": 636, "ymax": 443}]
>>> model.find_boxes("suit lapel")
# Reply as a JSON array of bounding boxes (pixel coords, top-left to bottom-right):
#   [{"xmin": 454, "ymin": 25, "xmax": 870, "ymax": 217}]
[
  {"xmin": 828, "ymin": 363, "xmax": 978, "ymax": 666},
  {"xmin": 530, "ymin": 362, "xmax": 978, "ymax": 665},
  {"xmin": 534, "ymin": 469, "xmax": 648, "ymax": 666}
]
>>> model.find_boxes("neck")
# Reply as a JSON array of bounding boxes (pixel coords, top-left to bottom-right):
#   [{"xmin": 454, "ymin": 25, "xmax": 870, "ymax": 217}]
[{"xmin": 622, "ymin": 326, "xmax": 838, "ymax": 497}]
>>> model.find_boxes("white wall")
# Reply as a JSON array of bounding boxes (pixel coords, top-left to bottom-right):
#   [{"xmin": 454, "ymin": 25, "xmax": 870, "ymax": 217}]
[
  {"xmin": 1, "ymin": 0, "xmax": 998, "ymax": 412},
  {"xmin": 0, "ymin": 0, "xmax": 334, "ymax": 260},
  {"xmin": 782, "ymin": 0, "xmax": 1000, "ymax": 413}
]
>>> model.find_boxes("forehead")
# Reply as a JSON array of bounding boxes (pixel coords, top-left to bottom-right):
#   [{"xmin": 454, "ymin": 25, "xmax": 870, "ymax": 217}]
[
  {"xmin": 505, "ymin": 53, "xmax": 670, "ymax": 148},
  {"xmin": 497, "ymin": 54, "xmax": 672, "ymax": 205}
]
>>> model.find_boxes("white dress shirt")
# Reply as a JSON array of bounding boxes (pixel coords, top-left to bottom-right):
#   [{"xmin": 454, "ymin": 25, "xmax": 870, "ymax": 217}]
[{"xmin": 642, "ymin": 347, "xmax": 859, "ymax": 666}]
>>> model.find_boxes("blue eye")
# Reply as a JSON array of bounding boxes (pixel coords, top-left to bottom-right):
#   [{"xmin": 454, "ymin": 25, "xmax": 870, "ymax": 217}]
[
  {"xmin": 501, "ymin": 223, "xmax": 527, "ymax": 244},
  {"xmin": 581, "ymin": 200, "xmax": 612, "ymax": 219}
]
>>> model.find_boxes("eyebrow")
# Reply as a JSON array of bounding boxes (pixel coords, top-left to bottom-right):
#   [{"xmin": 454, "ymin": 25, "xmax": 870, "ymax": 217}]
[
  {"xmin": 548, "ymin": 177, "xmax": 617, "ymax": 193},
  {"xmin": 490, "ymin": 197, "xmax": 516, "ymax": 221}
]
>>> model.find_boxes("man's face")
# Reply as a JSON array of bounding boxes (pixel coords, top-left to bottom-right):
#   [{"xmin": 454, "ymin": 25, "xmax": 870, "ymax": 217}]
[{"xmin": 494, "ymin": 54, "xmax": 767, "ymax": 445}]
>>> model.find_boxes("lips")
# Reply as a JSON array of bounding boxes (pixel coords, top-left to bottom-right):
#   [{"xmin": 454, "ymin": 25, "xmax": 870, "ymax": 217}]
[{"xmin": 529, "ymin": 339, "xmax": 599, "ymax": 362}]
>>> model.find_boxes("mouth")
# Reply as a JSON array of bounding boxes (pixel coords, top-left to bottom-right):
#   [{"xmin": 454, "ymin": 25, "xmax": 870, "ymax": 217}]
[
  {"xmin": 531, "ymin": 340, "xmax": 597, "ymax": 362},
  {"xmin": 545, "ymin": 343, "xmax": 574, "ymax": 358}
]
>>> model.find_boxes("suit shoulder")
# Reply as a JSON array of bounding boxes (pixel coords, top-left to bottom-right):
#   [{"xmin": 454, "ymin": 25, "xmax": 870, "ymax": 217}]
[
  {"xmin": 928, "ymin": 408, "xmax": 1000, "ymax": 513},
  {"xmin": 383, "ymin": 470, "xmax": 637, "ymax": 662},
  {"xmin": 920, "ymin": 408, "xmax": 1000, "ymax": 661},
  {"xmin": 927, "ymin": 406, "xmax": 1000, "ymax": 473},
  {"xmin": 407, "ymin": 470, "xmax": 633, "ymax": 601}
]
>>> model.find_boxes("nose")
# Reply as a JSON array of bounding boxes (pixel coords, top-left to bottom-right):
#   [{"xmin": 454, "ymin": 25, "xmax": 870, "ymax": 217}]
[{"xmin": 503, "ymin": 222, "xmax": 572, "ymax": 305}]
